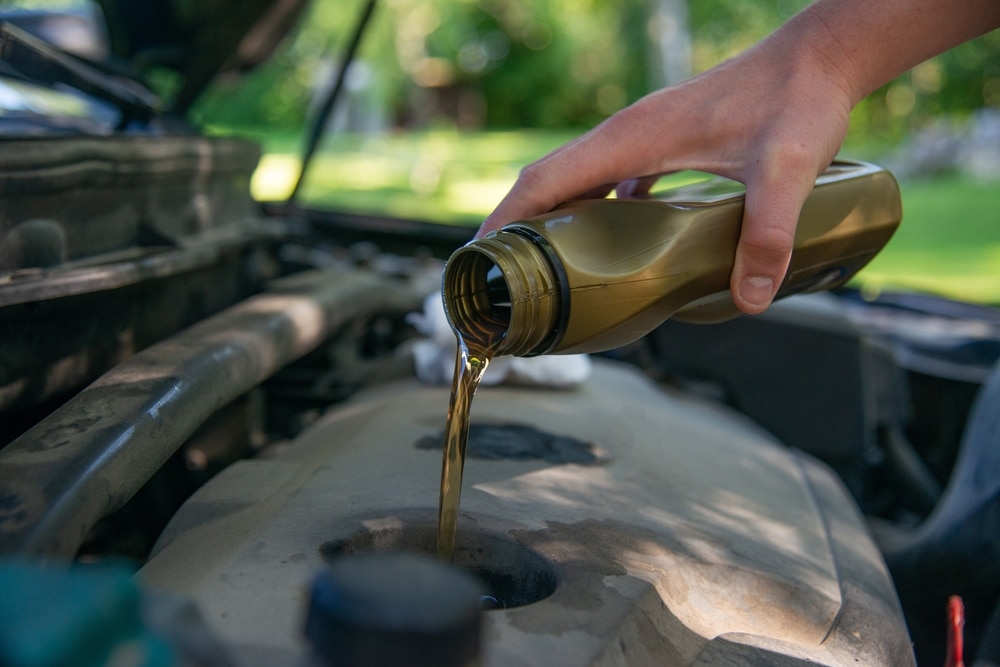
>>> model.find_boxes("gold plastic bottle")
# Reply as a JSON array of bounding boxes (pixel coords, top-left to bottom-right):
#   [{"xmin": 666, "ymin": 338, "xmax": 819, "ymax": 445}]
[{"xmin": 442, "ymin": 160, "xmax": 901, "ymax": 356}]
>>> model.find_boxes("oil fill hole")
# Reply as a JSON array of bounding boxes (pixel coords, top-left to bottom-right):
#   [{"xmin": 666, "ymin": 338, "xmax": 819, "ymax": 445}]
[{"xmin": 320, "ymin": 520, "xmax": 557, "ymax": 609}]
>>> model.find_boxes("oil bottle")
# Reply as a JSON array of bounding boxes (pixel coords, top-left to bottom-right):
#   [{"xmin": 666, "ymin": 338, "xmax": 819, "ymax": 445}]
[{"xmin": 441, "ymin": 160, "xmax": 901, "ymax": 357}]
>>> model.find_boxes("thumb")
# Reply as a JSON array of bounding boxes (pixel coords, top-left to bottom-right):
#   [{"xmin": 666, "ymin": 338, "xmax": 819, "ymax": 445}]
[{"xmin": 730, "ymin": 171, "xmax": 816, "ymax": 314}]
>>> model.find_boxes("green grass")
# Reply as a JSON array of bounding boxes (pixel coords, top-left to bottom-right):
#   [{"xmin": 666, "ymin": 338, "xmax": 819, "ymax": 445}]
[
  {"xmin": 856, "ymin": 175, "xmax": 1000, "ymax": 305},
  {"xmin": 236, "ymin": 127, "xmax": 1000, "ymax": 306},
  {"xmin": 253, "ymin": 129, "xmax": 579, "ymax": 224}
]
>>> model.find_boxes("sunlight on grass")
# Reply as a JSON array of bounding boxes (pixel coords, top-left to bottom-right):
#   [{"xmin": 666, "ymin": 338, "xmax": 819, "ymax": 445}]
[
  {"xmin": 259, "ymin": 129, "xmax": 577, "ymax": 222},
  {"xmin": 853, "ymin": 176, "xmax": 1000, "ymax": 305},
  {"xmin": 856, "ymin": 247, "xmax": 1000, "ymax": 304},
  {"xmin": 248, "ymin": 130, "xmax": 999, "ymax": 306},
  {"xmin": 444, "ymin": 178, "xmax": 520, "ymax": 217},
  {"xmin": 251, "ymin": 154, "xmax": 301, "ymax": 201}
]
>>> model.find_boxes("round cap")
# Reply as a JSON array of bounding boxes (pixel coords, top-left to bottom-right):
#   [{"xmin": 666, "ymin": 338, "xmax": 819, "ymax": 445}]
[{"xmin": 304, "ymin": 553, "xmax": 484, "ymax": 667}]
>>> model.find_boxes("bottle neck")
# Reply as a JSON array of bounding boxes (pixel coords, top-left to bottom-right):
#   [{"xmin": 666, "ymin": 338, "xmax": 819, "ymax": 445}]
[{"xmin": 442, "ymin": 229, "xmax": 563, "ymax": 357}]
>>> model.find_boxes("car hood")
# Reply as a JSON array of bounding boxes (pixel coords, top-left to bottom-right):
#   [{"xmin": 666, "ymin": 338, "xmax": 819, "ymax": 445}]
[
  {"xmin": 0, "ymin": 0, "xmax": 313, "ymax": 118},
  {"xmin": 96, "ymin": 0, "xmax": 312, "ymax": 113}
]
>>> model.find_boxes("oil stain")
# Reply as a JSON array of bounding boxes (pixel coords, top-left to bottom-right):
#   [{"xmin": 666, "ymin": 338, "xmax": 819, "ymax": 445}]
[{"xmin": 417, "ymin": 422, "xmax": 610, "ymax": 465}]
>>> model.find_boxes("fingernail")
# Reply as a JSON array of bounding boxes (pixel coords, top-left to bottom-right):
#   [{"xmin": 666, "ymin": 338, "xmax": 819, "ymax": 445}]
[{"xmin": 738, "ymin": 276, "xmax": 775, "ymax": 311}]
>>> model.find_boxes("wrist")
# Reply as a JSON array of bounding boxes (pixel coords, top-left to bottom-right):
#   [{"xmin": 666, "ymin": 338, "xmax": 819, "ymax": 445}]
[
  {"xmin": 779, "ymin": 0, "xmax": 1000, "ymax": 107},
  {"xmin": 762, "ymin": 4, "xmax": 867, "ymax": 109}
]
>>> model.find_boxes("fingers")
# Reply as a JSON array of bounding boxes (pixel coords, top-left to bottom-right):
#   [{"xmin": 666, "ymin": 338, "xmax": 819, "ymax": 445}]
[
  {"xmin": 616, "ymin": 174, "xmax": 661, "ymax": 199},
  {"xmin": 477, "ymin": 106, "xmax": 670, "ymax": 238},
  {"xmin": 730, "ymin": 159, "xmax": 820, "ymax": 314},
  {"xmin": 477, "ymin": 140, "xmax": 612, "ymax": 237}
]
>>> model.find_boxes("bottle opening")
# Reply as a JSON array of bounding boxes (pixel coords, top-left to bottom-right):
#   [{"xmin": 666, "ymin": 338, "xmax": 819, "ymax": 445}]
[
  {"xmin": 484, "ymin": 263, "xmax": 512, "ymax": 326},
  {"xmin": 443, "ymin": 250, "xmax": 510, "ymax": 351},
  {"xmin": 442, "ymin": 231, "xmax": 561, "ymax": 356}
]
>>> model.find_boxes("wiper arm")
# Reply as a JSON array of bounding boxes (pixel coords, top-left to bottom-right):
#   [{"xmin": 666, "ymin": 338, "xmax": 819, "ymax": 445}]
[{"xmin": 288, "ymin": 0, "xmax": 378, "ymax": 203}]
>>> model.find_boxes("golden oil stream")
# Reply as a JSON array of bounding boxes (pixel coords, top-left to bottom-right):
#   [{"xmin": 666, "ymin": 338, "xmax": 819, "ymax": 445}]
[{"xmin": 436, "ymin": 332, "xmax": 494, "ymax": 561}]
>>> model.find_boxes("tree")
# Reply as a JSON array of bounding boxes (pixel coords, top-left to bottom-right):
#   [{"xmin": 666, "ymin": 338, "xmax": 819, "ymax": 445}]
[{"xmin": 190, "ymin": 0, "xmax": 1000, "ymax": 140}]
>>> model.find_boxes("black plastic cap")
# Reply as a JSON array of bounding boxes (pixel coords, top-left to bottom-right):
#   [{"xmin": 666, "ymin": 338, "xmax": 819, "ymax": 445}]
[{"xmin": 304, "ymin": 553, "xmax": 484, "ymax": 667}]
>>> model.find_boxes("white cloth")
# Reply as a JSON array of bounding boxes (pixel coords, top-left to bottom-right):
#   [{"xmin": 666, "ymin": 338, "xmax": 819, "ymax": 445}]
[{"xmin": 408, "ymin": 293, "xmax": 591, "ymax": 388}]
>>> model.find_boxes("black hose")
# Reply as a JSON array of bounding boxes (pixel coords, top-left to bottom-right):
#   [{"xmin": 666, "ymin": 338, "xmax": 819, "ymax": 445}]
[{"xmin": 881, "ymin": 422, "xmax": 943, "ymax": 515}]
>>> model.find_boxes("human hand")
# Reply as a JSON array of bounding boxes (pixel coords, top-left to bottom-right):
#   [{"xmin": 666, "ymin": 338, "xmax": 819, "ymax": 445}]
[
  {"xmin": 477, "ymin": 19, "xmax": 855, "ymax": 314},
  {"xmin": 479, "ymin": 0, "xmax": 1000, "ymax": 314}
]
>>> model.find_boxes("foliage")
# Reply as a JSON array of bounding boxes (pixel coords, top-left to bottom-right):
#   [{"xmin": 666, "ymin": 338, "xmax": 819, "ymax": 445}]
[
  {"xmin": 193, "ymin": 0, "xmax": 657, "ymax": 131},
  {"xmin": 192, "ymin": 1, "xmax": 369, "ymax": 129},
  {"xmin": 5, "ymin": 0, "xmax": 999, "ymax": 136},
  {"xmin": 190, "ymin": 0, "xmax": 1000, "ymax": 144}
]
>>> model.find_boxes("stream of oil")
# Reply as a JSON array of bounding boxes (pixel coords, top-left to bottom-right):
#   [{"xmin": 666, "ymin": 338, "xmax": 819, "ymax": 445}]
[{"xmin": 436, "ymin": 332, "xmax": 494, "ymax": 561}]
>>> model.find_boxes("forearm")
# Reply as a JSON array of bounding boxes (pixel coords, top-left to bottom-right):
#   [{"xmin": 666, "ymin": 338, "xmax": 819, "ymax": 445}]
[{"xmin": 780, "ymin": 0, "xmax": 1000, "ymax": 106}]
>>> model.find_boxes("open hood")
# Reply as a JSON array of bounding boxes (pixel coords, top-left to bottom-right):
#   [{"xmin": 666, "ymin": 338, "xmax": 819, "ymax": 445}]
[
  {"xmin": 0, "ymin": 0, "xmax": 312, "ymax": 119},
  {"xmin": 96, "ymin": 0, "xmax": 312, "ymax": 113},
  {"xmin": 98, "ymin": 0, "xmax": 309, "ymax": 113}
]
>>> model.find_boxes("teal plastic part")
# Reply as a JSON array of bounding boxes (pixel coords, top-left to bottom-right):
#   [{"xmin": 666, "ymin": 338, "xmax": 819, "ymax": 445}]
[{"xmin": 0, "ymin": 560, "xmax": 174, "ymax": 667}]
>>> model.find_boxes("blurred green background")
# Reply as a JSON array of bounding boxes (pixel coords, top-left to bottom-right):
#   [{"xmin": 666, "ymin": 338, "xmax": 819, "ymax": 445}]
[{"xmin": 189, "ymin": 0, "xmax": 1000, "ymax": 305}]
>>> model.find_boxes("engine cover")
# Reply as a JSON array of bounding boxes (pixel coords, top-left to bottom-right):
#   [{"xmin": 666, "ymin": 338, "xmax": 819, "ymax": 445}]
[{"xmin": 140, "ymin": 360, "xmax": 914, "ymax": 666}]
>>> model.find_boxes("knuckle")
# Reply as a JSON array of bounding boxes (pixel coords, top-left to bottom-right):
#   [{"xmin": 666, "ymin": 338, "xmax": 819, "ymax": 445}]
[
  {"xmin": 516, "ymin": 162, "xmax": 548, "ymax": 193},
  {"xmin": 507, "ymin": 164, "xmax": 557, "ymax": 212},
  {"xmin": 764, "ymin": 138, "xmax": 825, "ymax": 180},
  {"xmin": 739, "ymin": 219, "xmax": 797, "ymax": 268}
]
